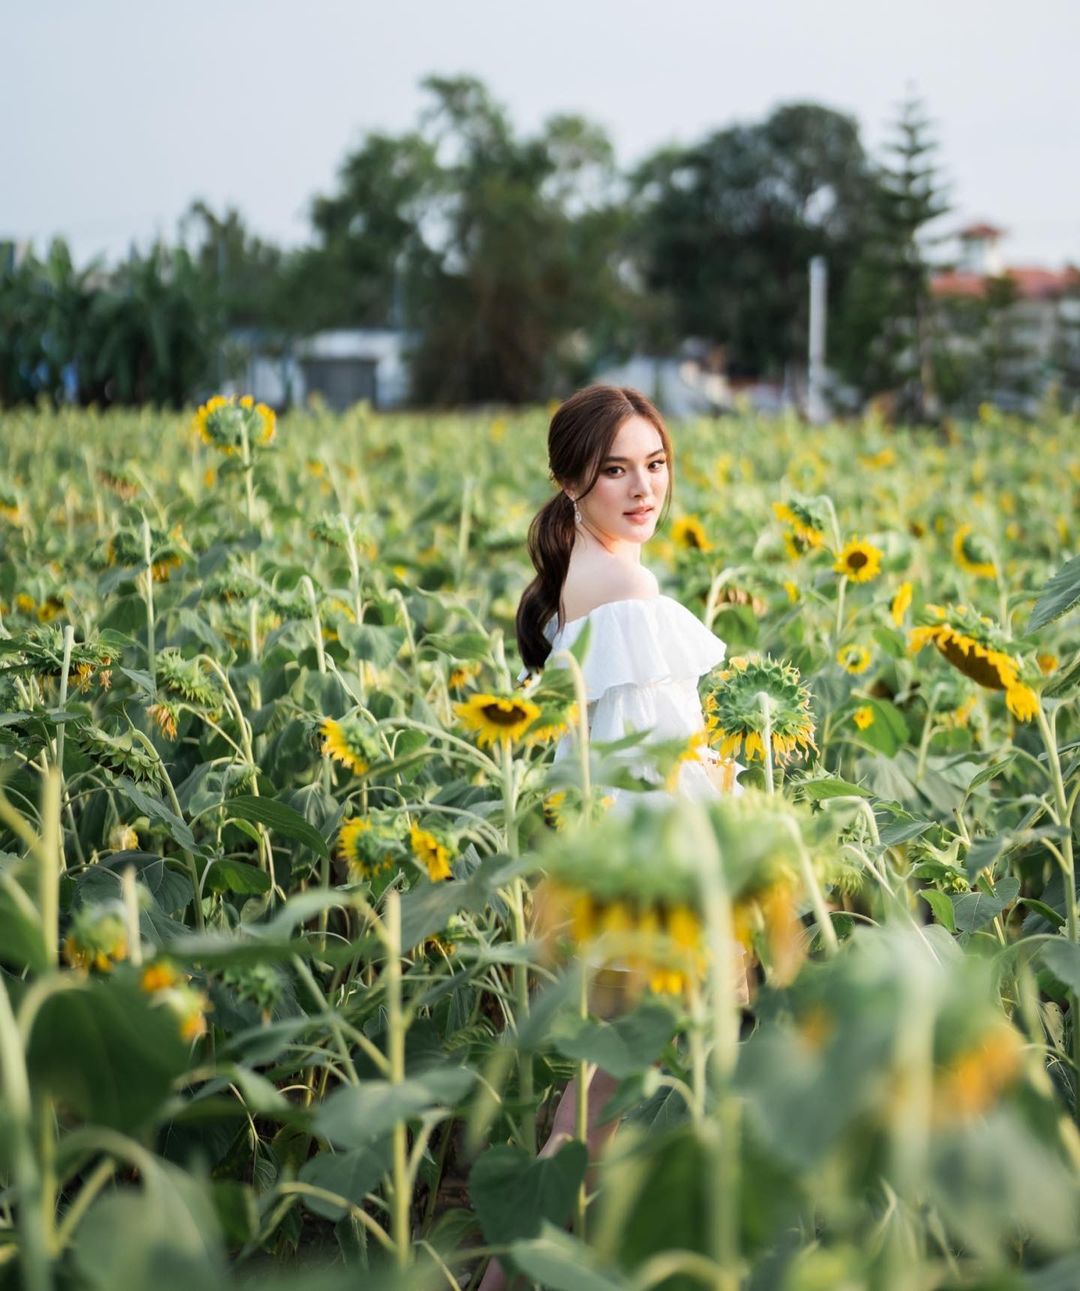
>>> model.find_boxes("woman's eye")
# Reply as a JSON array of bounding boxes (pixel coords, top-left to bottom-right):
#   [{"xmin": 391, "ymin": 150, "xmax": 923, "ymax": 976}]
[{"xmin": 649, "ymin": 460, "xmax": 667, "ymax": 470}]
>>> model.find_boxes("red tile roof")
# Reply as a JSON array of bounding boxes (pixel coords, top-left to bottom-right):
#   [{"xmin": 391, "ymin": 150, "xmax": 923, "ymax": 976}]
[
  {"xmin": 958, "ymin": 222, "xmax": 1006, "ymax": 240},
  {"xmin": 931, "ymin": 265, "xmax": 1080, "ymax": 300}
]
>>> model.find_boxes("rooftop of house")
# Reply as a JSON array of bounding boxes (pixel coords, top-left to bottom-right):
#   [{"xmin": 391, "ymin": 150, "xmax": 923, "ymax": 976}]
[{"xmin": 931, "ymin": 265, "xmax": 1080, "ymax": 301}]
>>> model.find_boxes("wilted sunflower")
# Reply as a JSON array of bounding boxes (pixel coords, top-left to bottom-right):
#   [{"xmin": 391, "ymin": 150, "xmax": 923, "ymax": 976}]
[
  {"xmin": 193, "ymin": 394, "xmax": 276, "ymax": 455},
  {"xmin": 155, "ymin": 649, "xmax": 224, "ymax": 712},
  {"xmin": 932, "ymin": 1021, "xmax": 1024, "ymax": 1124},
  {"xmin": 62, "ymin": 905, "xmax": 128, "ymax": 973},
  {"xmin": 671, "ymin": 515, "xmax": 712, "ymax": 552},
  {"xmin": 408, "ymin": 822, "xmax": 453, "ymax": 881},
  {"xmin": 337, "ymin": 816, "xmax": 401, "ymax": 881},
  {"xmin": 833, "ymin": 538, "xmax": 883, "ymax": 583},
  {"xmin": 952, "ymin": 523, "xmax": 997, "ymax": 579},
  {"xmin": 773, "ymin": 499, "xmax": 826, "ymax": 548},
  {"xmin": 836, "ymin": 644, "xmax": 873, "ymax": 675},
  {"xmin": 908, "ymin": 604, "xmax": 1038, "ymax": 721},
  {"xmin": 702, "ymin": 655, "xmax": 817, "ymax": 764},
  {"xmin": 320, "ymin": 716, "xmax": 380, "ymax": 775},
  {"xmin": 890, "ymin": 580, "xmax": 913, "ymax": 626},
  {"xmin": 454, "ymin": 692, "xmax": 541, "ymax": 748}
]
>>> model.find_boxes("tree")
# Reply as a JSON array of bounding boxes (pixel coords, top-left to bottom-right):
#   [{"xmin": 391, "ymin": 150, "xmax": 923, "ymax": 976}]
[
  {"xmin": 629, "ymin": 103, "xmax": 879, "ymax": 380},
  {"xmin": 833, "ymin": 90, "xmax": 951, "ymax": 421}
]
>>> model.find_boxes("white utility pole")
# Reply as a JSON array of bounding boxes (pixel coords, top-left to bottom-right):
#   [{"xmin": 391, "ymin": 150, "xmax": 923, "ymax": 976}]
[{"xmin": 807, "ymin": 255, "xmax": 828, "ymax": 424}]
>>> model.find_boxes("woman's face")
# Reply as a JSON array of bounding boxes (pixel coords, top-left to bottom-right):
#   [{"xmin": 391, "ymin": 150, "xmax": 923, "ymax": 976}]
[{"xmin": 570, "ymin": 415, "xmax": 669, "ymax": 547}]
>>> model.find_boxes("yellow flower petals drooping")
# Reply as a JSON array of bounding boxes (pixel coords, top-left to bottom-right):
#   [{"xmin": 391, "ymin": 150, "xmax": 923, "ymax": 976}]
[
  {"xmin": 890, "ymin": 580, "xmax": 913, "ymax": 626},
  {"xmin": 454, "ymin": 692, "xmax": 541, "ymax": 748},
  {"xmin": 320, "ymin": 716, "xmax": 377, "ymax": 775},
  {"xmin": 933, "ymin": 1023, "xmax": 1023, "ymax": 1123},
  {"xmin": 704, "ymin": 655, "xmax": 817, "ymax": 766},
  {"xmin": 833, "ymin": 539, "xmax": 883, "ymax": 584},
  {"xmin": 908, "ymin": 605, "xmax": 1038, "ymax": 723},
  {"xmin": 952, "ymin": 523, "xmax": 997, "ymax": 579},
  {"xmin": 409, "ymin": 822, "xmax": 452, "ymax": 882}
]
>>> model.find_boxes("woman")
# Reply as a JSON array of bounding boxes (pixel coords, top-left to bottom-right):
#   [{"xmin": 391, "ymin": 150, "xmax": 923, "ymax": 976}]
[
  {"xmin": 476, "ymin": 386, "xmax": 746, "ymax": 1290},
  {"xmin": 516, "ymin": 383, "xmax": 744, "ymax": 808}
]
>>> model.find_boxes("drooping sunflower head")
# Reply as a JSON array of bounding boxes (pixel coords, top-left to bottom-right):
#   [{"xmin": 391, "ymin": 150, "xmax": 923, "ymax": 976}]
[
  {"xmin": 62, "ymin": 903, "xmax": 129, "ymax": 973},
  {"xmin": 952, "ymin": 523, "xmax": 997, "ymax": 579},
  {"xmin": 908, "ymin": 604, "xmax": 1037, "ymax": 720},
  {"xmin": 337, "ymin": 815, "xmax": 403, "ymax": 882},
  {"xmin": 890, "ymin": 580, "xmax": 914, "ymax": 627},
  {"xmin": 833, "ymin": 538, "xmax": 883, "ymax": 584},
  {"xmin": 155, "ymin": 649, "xmax": 224, "ymax": 712},
  {"xmin": 453, "ymin": 692, "xmax": 541, "ymax": 748},
  {"xmin": 701, "ymin": 654, "xmax": 817, "ymax": 764},
  {"xmin": 192, "ymin": 394, "xmax": 276, "ymax": 455},
  {"xmin": 320, "ymin": 715, "xmax": 380, "ymax": 775},
  {"xmin": 408, "ymin": 821, "xmax": 454, "ymax": 881},
  {"xmin": 773, "ymin": 497, "xmax": 827, "ymax": 547},
  {"xmin": 671, "ymin": 515, "xmax": 712, "ymax": 552}
]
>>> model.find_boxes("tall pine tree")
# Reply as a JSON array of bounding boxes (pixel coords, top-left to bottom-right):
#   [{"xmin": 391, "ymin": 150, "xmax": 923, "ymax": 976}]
[{"xmin": 837, "ymin": 89, "xmax": 951, "ymax": 423}]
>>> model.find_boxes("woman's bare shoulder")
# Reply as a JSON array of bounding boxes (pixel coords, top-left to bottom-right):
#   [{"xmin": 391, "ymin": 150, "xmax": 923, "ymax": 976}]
[{"xmin": 559, "ymin": 557, "xmax": 659, "ymax": 625}]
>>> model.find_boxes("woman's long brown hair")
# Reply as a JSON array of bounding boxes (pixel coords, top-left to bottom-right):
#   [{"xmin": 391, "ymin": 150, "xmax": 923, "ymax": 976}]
[{"xmin": 515, "ymin": 385, "xmax": 674, "ymax": 673}]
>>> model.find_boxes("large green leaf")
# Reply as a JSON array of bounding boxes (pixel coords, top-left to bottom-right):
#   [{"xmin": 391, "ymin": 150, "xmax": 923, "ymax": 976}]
[
  {"xmin": 552, "ymin": 999, "xmax": 675, "ymax": 1079},
  {"xmin": 71, "ymin": 1157, "xmax": 225, "ymax": 1291},
  {"xmin": 314, "ymin": 1068, "xmax": 475, "ymax": 1150},
  {"xmin": 951, "ymin": 877, "xmax": 1020, "ymax": 932},
  {"xmin": 0, "ymin": 861, "xmax": 47, "ymax": 972},
  {"xmin": 298, "ymin": 1143, "xmax": 391, "ymax": 1220},
  {"xmin": 226, "ymin": 794, "xmax": 329, "ymax": 859},
  {"xmin": 510, "ymin": 1225, "xmax": 627, "ymax": 1291},
  {"xmin": 1039, "ymin": 938, "xmax": 1080, "ymax": 994},
  {"xmin": 27, "ymin": 978, "xmax": 190, "ymax": 1131},
  {"xmin": 337, "ymin": 622, "xmax": 407, "ymax": 667},
  {"xmin": 115, "ymin": 778, "xmax": 196, "ymax": 851},
  {"xmin": 1030, "ymin": 554, "xmax": 1080, "ymax": 630},
  {"xmin": 203, "ymin": 857, "xmax": 272, "ymax": 896},
  {"xmin": 469, "ymin": 1140, "xmax": 587, "ymax": 1245}
]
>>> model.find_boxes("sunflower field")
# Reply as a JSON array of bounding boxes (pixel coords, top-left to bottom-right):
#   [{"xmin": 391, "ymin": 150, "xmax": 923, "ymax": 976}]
[{"xmin": 2, "ymin": 395, "xmax": 1080, "ymax": 1290}]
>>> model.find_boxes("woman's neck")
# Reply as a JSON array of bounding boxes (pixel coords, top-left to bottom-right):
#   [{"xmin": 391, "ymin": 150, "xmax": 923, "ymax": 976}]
[{"xmin": 573, "ymin": 522, "xmax": 643, "ymax": 564}]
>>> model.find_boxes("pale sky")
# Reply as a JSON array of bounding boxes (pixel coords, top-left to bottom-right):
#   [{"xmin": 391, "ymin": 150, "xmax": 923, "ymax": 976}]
[{"xmin": 6, "ymin": 0, "xmax": 1079, "ymax": 271}]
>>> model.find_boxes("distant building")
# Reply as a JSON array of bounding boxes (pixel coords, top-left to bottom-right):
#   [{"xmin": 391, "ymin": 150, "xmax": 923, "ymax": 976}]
[
  {"xmin": 228, "ymin": 328, "xmax": 412, "ymax": 411},
  {"xmin": 930, "ymin": 223, "xmax": 1080, "ymax": 406}
]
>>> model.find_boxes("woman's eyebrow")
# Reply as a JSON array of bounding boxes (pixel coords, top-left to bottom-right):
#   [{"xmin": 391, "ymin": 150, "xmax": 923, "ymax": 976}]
[{"xmin": 601, "ymin": 450, "xmax": 667, "ymax": 464}]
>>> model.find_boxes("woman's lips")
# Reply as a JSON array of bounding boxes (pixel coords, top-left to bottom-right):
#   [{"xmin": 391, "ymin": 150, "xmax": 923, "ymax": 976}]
[{"xmin": 624, "ymin": 507, "xmax": 654, "ymax": 522}]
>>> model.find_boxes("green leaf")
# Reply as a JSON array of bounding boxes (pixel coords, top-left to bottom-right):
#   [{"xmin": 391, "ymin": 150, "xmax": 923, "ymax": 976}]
[
  {"xmin": 1044, "ymin": 651, "xmax": 1080, "ymax": 699},
  {"xmin": 1040, "ymin": 939, "xmax": 1080, "ymax": 994},
  {"xmin": 1018, "ymin": 898, "xmax": 1066, "ymax": 930},
  {"xmin": 27, "ymin": 978, "xmax": 190, "ymax": 1132},
  {"xmin": 794, "ymin": 776, "xmax": 872, "ymax": 801},
  {"xmin": 336, "ymin": 622, "xmax": 406, "ymax": 667},
  {"xmin": 203, "ymin": 858, "xmax": 272, "ymax": 896},
  {"xmin": 856, "ymin": 698, "xmax": 909, "ymax": 757},
  {"xmin": 115, "ymin": 778, "xmax": 196, "ymax": 851},
  {"xmin": 951, "ymin": 876, "xmax": 1020, "ymax": 932},
  {"xmin": 470, "ymin": 1141, "xmax": 587, "ymax": 1245},
  {"xmin": 0, "ymin": 864, "xmax": 47, "ymax": 972},
  {"xmin": 511, "ymin": 1225, "xmax": 627, "ymax": 1291},
  {"xmin": 917, "ymin": 888, "xmax": 957, "ymax": 932},
  {"xmin": 298, "ymin": 1144, "xmax": 391, "ymax": 1220},
  {"xmin": 225, "ymin": 794, "xmax": 329, "ymax": 859},
  {"xmin": 314, "ymin": 1067, "xmax": 475, "ymax": 1150},
  {"xmin": 553, "ymin": 1000, "xmax": 675, "ymax": 1079},
  {"xmin": 1030, "ymin": 554, "xmax": 1080, "ymax": 630}
]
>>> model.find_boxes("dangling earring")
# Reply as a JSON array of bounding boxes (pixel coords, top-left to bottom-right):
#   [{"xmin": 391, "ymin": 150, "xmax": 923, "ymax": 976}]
[{"xmin": 571, "ymin": 497, "xmax": 582, "ymax": 525}]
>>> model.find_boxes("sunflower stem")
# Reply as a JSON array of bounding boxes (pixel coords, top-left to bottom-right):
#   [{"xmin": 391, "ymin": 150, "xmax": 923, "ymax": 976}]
[
  {"xmin": 302, "ymin": 576, "xmax": 326, "ymax": 676},
  {"xmin": 383, "ymin": 888, "xmax": 412, "ymax": 1269},
  {"xmin": 501, "ymin": 739, "xmax": 535, "ymax": 1155},
  {"xmin": 140, "ymin": 512, "xmax": 155, "ymax": 686},
  {"xmin": 834, "ymin": 574, "xmax": 847, "ymax": 646},
  {"xmin": 1035, "ymin": 701, "xmax": 1080, "ymax": 1122}
]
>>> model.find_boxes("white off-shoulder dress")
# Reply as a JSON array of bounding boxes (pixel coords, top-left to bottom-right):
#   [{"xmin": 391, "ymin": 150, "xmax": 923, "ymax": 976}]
[{"xmin": 535, "ymin": 594, "xmax": 744, "ymax": 814}]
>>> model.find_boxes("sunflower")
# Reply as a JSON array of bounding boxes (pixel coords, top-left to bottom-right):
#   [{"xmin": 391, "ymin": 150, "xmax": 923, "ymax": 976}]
[
  {"xmin": 932, "ymin": 1022, "xmax": 1023, "ymax": 1124},
  {"xmin": 62, "ymin": 906, "xmax": 128, "ymax": 973},
  {"xmin": 320, "ymin": 716, "xmax": 379, "ymax": 774},
  {"xmin": 453, "ymin": 692, "xmax": 541, "ymax": 748},
  {"xmin": 773, "ymin": 499, "xmax": 826, "ymax": 547},
  {"xmin": 836, "ymin": 644, "xmax": 873, "ymax": 675},
  {"xmin": 890, "ymin": 580, "xmax": 913, "ymax": 626},
  {"xmin": 702, "ymin": 655, "xmax": 817, "ymax": 764},
  {"xmin": 409, "ymin": 822, "xmax": 453, "ymax": 881},
  {"xmin": 833, "ymin": 538, "xmax": 882, "ymax": 583},
  {"xmin": 337, "ymin": 817, "xmax": 399, "ymax": 881},
  {"xmin": 908, "ymin": 604, "xmax": 1038, "ymax": 721},
  {"xmin": 447, "ymin": 660, "xmax": 482, "ymax": 691},
  {"xmin": 952, "ymin": 524, "xmax": 997, "ymax": 579},
  {"xmin": 852, "ymin": 705, "xmax": 874, "ymax": 730},
  {"xmin": 192, "ymin": 394, "xmax": 276, "ymax": 455},
  {"xmin": 671, "ymin": 515, "xmax": 711, "ymax": 552}
]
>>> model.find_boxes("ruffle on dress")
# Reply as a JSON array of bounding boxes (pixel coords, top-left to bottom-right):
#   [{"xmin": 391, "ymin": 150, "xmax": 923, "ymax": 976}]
[{"xmin": 539, "ymin": 595, "xmax": 727, "ymax": 701}]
